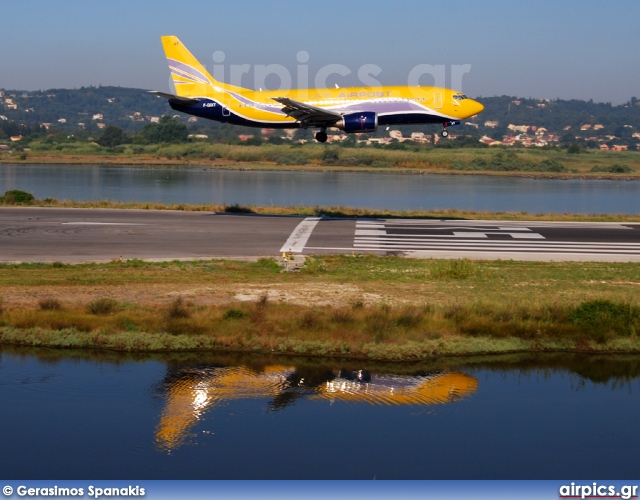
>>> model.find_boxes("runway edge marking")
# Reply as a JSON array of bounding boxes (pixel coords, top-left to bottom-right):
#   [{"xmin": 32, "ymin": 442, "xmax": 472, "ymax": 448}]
[{"xmin": 280, "ymin": 217, "xmax": 323, "ymax": 253}]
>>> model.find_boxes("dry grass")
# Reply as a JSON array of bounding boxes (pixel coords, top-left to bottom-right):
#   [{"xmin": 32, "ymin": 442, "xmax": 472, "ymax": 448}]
[
  {"xmin": 8, "ymin": 145, "xmax": 640, "ymax": 177},
  {"xmin": 0, "ymin": 292, "xmax": 638, "ymax": 359},
  {"xmin": 0, "ymin": 256, "xmax": 639, "ymax": 359},
  {"xmin": 2, "ymin": 196, "xmax": 638, "ymax": 222}
]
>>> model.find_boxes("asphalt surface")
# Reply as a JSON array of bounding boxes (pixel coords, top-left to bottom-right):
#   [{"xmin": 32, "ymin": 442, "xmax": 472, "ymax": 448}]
[{"xmin": 1, "ymin": 207, "xmax": 640, "ymax": 263}]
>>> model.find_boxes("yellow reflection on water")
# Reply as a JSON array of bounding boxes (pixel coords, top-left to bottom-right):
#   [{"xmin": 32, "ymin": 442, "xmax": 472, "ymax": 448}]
[
  {"xmin": 313, "ymin": 372, "xmax": 478, "ymax": 406},
  {"xmin": 156, "ymin": 365, "xmax": 294, "ymax": 451},
  {"xmin": 155, "ymin": 365, "xmax": 477, "ymax": 451}
]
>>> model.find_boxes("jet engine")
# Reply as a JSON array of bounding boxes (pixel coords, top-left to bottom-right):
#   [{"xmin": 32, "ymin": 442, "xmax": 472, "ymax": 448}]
[{"xmin": 336, "ymin": 111, "xmax": 378, "ymax": 133}]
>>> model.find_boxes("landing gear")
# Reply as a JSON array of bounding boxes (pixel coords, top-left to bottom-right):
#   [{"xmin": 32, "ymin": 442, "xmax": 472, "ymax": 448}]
[
  {"xmin": 315, "ymin": 129, "xmax": 328, "ymax": 143},
  {"xmin": 440, "ymin": 120, "xmax": 460, "ymax": 138}
]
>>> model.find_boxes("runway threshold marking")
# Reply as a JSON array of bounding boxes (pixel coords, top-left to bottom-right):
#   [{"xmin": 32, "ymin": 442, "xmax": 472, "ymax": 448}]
[
  {"xmin": 352, "ymin": 220, "xmax": 640, "ymax": 256},
  {"xmin": 280, "ymin": 217, "xmax": 323, "ymax": 253},
  {"xmin": 306, "ymin": 219, "xmax": 640, "ymax": 261}
]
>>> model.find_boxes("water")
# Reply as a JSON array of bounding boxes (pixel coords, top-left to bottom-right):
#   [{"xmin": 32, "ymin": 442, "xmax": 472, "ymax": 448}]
[
  {"xmin": 0, "ymin": 164, "xmax": 638, "ymax": 214},
  {"xmin": 2, "ymin": 349, "xmax": 639, "ymax": 479}
]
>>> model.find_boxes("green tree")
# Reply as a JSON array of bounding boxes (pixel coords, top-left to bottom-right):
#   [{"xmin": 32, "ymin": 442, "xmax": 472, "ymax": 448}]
[
  {"xmin": 97, "ymin": 125, "xmax": 125, "ymax": 147},
  {"xmin": 138, "ymin": 115, "xmax": 188, "ymax": 144},
  {"xmin": 567, "ymin": 143, "xmax": 581, "ymax": 154}
]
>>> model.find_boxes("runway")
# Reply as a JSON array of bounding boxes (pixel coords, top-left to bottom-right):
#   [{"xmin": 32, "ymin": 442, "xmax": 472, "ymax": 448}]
[{"xmin": 1, "ymin": 207, "xmax": 640, "ymax": 263}]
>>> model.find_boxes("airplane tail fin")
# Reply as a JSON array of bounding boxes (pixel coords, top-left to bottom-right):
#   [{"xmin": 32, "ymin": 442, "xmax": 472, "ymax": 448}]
[{"xmin": 160, "ymin": 36, "xmax": 246, "ymax": 97}]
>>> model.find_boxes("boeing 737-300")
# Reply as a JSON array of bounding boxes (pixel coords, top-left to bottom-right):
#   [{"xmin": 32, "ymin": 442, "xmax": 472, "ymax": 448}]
[{"xmin": 152, "ymin": 36, "xmax": 484, "ymax": 142}]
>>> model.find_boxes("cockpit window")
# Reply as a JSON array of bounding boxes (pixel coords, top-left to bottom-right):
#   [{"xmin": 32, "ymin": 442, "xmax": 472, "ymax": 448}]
[{"xmin": 453, "ymin": 94, "xmax": 469, "ymax": 100}]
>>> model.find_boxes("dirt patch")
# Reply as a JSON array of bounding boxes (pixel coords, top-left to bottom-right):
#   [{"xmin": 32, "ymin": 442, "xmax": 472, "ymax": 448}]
[
  {"xmin": 232, "ymin": 283, "xmax": 382, "ymax": 307},
  {"xmin": 0, "ymin": 282, "xmax": 385, "ymax": 309}
]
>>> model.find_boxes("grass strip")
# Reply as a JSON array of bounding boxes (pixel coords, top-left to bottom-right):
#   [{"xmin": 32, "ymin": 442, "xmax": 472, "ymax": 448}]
[
  {"xmin": 1, "ymin": 196, "xmax": 639, "ymax": 222},
  {"xmin": 0, "ymin": 256, "xmax": 638, "ymax": 360},
  {"xmin": 4, "ymin": 146, "xmax": 640, "ymax": 179}
]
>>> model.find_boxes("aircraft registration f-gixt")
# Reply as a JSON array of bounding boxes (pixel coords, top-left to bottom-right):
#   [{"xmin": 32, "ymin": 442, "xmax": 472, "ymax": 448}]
[{"xmin": 152, "ymin": 36, "xmax": 484, "ymax": 142}]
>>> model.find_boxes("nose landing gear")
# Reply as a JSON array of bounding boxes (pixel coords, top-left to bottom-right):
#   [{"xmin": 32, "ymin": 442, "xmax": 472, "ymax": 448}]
[{"xmin": 440, "ymin": 120, "xmax": 461, "ymax": 138}]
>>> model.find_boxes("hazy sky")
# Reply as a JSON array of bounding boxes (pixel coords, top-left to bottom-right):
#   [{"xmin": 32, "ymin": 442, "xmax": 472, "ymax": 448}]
[{"xmin": 1, "ymin": 0, "xmax": 639, "ymax": 104}]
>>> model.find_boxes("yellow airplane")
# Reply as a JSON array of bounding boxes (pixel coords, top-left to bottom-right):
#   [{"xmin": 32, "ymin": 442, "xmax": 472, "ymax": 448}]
[{"xmin": 152, "ymin": 36, "xmax": 484, "ymax": 143}]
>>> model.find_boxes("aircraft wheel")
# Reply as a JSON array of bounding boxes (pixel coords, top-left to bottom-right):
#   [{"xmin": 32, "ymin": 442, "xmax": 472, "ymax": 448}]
[
  {"xmin": 440, "ymin": 129, "xmax": 449, "ymax": 138},
  {"xmin": 315, "ymin": 131, "xmax": 328, "ymax": 143}
]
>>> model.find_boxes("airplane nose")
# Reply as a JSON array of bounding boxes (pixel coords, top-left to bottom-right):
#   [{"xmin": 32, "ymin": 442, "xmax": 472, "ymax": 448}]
[{"xmin": 469, "ymin": 99, "xmax": 484, "ymax": 116}]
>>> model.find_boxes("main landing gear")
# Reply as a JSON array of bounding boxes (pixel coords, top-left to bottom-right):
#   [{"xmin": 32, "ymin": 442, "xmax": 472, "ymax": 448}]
[
  {"xmin": 315, "ymin": 128, "xmax": 328, "ymax": 143},
  {"xmin": 440, "ymin": 128, "xmax": 449, "ymax": 138}
]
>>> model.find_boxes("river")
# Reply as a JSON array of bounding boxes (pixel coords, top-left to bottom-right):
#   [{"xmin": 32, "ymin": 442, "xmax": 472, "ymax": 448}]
[
  {"xmin": 2, "ymin": 164, "xmax": 639, "ymax": 480},
  {"xmin": 0, "ymin": 164, "xmax": 639, "ymax": 214},
  {"xmin": 1, "ymin": 349, "xmax": 638, "ymax": 479}
]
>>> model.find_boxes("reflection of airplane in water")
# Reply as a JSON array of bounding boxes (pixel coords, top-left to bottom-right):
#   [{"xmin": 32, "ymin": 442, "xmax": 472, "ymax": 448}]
[
  {"xmin": 316, "ymin": 369, "xmax": 478, "ymax": 406},
  {"xmin": 155, "ymin": 364, "xmax": 478, "ymax": 451}
]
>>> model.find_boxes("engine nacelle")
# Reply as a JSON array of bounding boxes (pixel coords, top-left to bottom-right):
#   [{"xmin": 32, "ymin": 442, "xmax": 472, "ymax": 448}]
[{"xmin": 336, "ymin": 111, "xmax": 378, "ymax": 133}]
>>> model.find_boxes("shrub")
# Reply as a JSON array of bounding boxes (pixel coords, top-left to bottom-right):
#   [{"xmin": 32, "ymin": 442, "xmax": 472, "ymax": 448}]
[
  {"xmin": 571, "ymin": 299, "xmax": 639, "ymax": 337},
  {"xmin": 365, "ymin": 309, "xmax": 392, "ymax": 341},
  {"xmin": 1, "ymin": 190, "xmax": 35, "ymax": 205},
  {"xmin": 138, "ymin": 116, "xmax": 188, "ymax": 144},
  {"xmin": 567, "ymin": 143, "xmax": 581, "ymax": 154},
  {"xmin": 589, "ymin": 164, "xmax": 633, "ymax": 174},
  {"xmin": 224, "ymin": 308, "xmax": 246, "ymax": 320},
  {"xmin": 166, "ymin": 297, "xmax": 190, "ymax": 319},
  {"xmin": 394, "ymin": 306, "xmax": 424, "ymax": 328},
  {"xmin": 88, "ymin": 298, "xmax": 119, "ymax": 315},
  {"xmin": 273, "ymin": 154, "xmax": 309, "ymax": 165},
  {"xmin": 330, "ymin": 308, "xmax": 354, "ymax": 324},
  {"xmin": 322, "ymin": 148, "xmax": 340, "ymax": 164},
  {"xmin": 371, "ymin": 160, "xmax": 391, "ymax": 168},
  {"xmin": 535, "ymin": 159, "xmax": 567, "ymax": 172},
  {"xmin": 299, "ymin": 310, "xmax": 322, "ymax": 329},
  {"xmin": 39, "ymin": 298, "xmax": 62, "ymax": 311},
  {"xmin": 337, "ymin": 156, "xmax": 357, "ymax": 166},
  {"xmin": 452, "ymin": 152, "xmax": 567, "ymax": 173}
]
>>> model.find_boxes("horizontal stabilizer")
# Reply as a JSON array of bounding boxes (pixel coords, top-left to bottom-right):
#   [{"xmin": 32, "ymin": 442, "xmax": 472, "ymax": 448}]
[{"xmin": 149, "ymin": 91, "xmax": 201, "ymax": 105}]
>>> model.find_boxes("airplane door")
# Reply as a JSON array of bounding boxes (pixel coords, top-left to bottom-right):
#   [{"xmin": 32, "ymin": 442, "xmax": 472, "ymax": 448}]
[
  {"xmin": 434, "ymin": 91, "xmax": 443, "ymax": 109},
  {"xmin": 222, "ymin": 98, "xmax": 231, "ymax": 117}
]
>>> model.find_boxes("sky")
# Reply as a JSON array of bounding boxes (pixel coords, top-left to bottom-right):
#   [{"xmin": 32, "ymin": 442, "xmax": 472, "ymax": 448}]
[{"xmin": 1, "ymin": 0, "xmax": 639, "ymax": 104}]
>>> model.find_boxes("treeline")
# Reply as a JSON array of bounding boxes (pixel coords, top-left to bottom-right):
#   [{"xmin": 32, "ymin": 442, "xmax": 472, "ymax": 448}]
[
  {"xmin": 0, "ymin": 120, "xmax": 45, "ymax": 141},
  {"xmin": 0, "ymin": 86, "xmax": 167, "ymax": 134},
  {"xmin": 480, "ymin": 96, "xmax": 640, "ymax": 130},
  {"xmin": 1, "ymin": 85, "xmax": 640, "ymax": 147},
  {"xmin": 478, "ymin": 95, "xmax": 640, "ymax": 146}
]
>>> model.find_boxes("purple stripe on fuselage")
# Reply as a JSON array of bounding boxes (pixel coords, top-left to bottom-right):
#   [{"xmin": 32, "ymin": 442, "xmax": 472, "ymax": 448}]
[
  {"xmin": 215, "ymin": 91, "xmax": 450, "ymax": 120},
  {"xmin": 223, "ymin": 91, "xmax": 286, "ymax": 116}
]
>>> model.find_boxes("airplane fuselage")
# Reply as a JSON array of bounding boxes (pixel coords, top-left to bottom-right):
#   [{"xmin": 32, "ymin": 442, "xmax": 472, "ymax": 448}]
[
  {"xmin": 167, "ymin": 85, "xmax": 483, "ymax": 130},
  {"xmin": 154, "ymin": 37, "xmax": 484, "ymax": 141}
]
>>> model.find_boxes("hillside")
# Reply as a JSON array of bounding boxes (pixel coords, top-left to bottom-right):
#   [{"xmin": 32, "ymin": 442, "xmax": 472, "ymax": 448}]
[{"xmin": 1, "ymin": 86, "xmax": 639, "ymax": 149}]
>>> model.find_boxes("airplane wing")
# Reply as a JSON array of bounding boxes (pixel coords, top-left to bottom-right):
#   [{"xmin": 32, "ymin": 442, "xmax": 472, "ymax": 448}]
[
  {"xmin": 149, "ymin": 91, "xmax": 201, "ymax": 105},
  {"xmin": 272, "ymin": 97, "xmax": 342, "ymax": 126}
]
